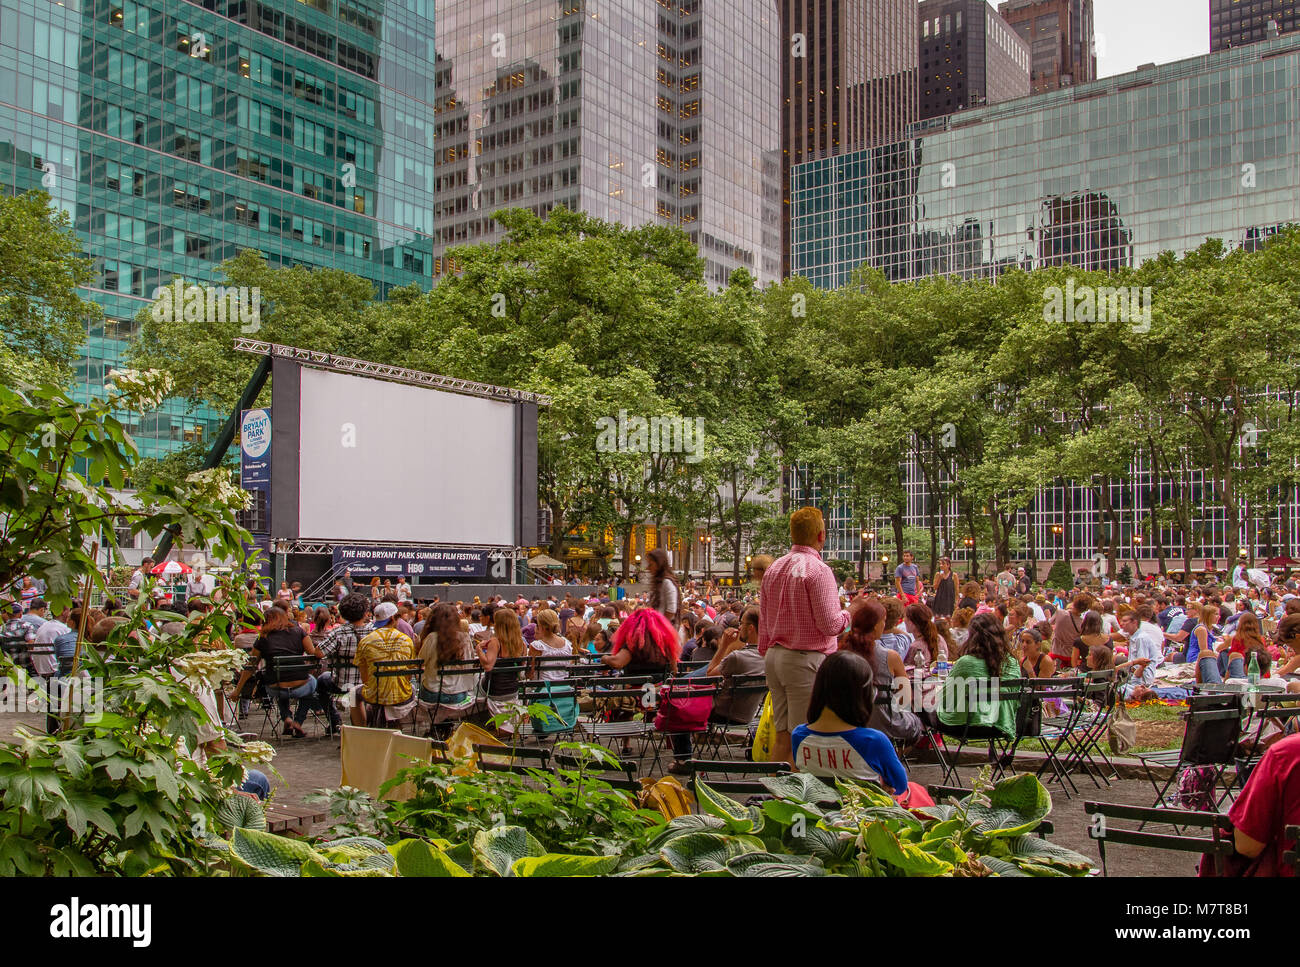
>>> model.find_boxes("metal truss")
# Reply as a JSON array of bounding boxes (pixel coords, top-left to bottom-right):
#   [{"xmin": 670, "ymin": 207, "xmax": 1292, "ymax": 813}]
[
  {"xmin": 233, "ymin": 338, "xmax": 551, "ymax": 406},
  {"xmin": 270, "ymin": 539, "xmax": 521, "ymax": 555}
]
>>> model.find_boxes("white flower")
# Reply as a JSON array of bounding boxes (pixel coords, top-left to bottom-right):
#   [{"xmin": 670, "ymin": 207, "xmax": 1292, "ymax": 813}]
[
  {"xmin": 185, "ymin": 468, "xmax": 252, "ymax": 511},
  {"xmin": 241, "ymin": 741, "xmax": 276, "ymax": 765},
  {"xmin": 107, "ymin": 368, "xmax": 175, "ymax": 411},
  {"xmin": 173, "ymin": 648, "xmax": 249, "ymax": 690}
]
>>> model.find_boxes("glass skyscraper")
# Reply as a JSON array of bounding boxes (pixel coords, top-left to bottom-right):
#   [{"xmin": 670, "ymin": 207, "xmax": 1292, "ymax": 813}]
[
  {"xmin": 792, "ymin": 34, "xmax": 1300, "ymax": 290},
  {"xmin": 432, "ymin": 0, "xmax": 781, "ymax": 288},
  {"xmin": 0, "ymin": 0, "xmax": 437, "ymax": 459},
  {"xmin": 789, "ymin": 34, "xmax": 1300, "ymax": 569}
]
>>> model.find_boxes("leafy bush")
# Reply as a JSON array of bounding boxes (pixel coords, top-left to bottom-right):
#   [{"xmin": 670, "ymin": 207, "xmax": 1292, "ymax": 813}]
[
  {"xmin": 378, "ymin": 742, "xmax": 664, "ymax": 856},
  {"xmin": 0, "ymin": 605, "xmax": 268, "ymax": 875},
  {"xmin": 1045, "ymin": 560, "xmax": 1073, "ymax": 590},
  {"xmin": 222, "ymin": 764, "xmax": 1092, "ymax": 878}
]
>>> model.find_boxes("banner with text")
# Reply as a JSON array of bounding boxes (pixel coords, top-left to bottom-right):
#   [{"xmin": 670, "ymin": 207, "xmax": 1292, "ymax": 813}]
[{"xmin": 331, "ymin": 545, "xmax": 494, "ymax": 579}]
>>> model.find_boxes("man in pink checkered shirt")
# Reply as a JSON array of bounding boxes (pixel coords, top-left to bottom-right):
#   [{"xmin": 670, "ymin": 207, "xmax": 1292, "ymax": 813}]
[{"xmin": 759, "ymin": 506, "xmax": 850, "ymax": 767}]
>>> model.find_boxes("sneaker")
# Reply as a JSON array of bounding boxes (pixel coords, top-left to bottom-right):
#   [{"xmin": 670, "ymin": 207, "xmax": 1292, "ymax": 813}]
[{"xmin": 668, "ymin": 760, "xmax": 692, "ymax": 777}]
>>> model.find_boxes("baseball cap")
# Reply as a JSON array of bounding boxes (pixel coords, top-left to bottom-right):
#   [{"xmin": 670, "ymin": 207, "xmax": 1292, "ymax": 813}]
[{"xmin": 373, "ymin": 601, "xmax": 398, "ymax": 625}]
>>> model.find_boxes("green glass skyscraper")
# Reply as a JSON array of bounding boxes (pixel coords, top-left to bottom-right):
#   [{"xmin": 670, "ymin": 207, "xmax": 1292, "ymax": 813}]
[{"xmin": 0, "ymin": 0, "xmax": 436, "ymax": 459}]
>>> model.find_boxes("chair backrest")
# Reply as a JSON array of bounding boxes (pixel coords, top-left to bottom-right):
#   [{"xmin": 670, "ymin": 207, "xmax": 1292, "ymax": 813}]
[
  {"xmin": 1084, "ymin": 799, "xmax": 1234, "ymax": 876},
  {"xmin": 1181, "ymin": 695, "xmax": 1244, "ymax": 766},
  {"xmin": 1284, "ymin": 824, "xmax": 1300, "ymax": 874},
  {"xmin": 433, "ymin": 658, "xmax": 484, "ymax": 693},
  {"xmin": 687, "ymin": 759, "xmax": 791, "ymax": 798},
  {"xmin": 373, "ymin": 659, "xmax": 423, "ymax": 679},
  {"xmin": 533, "ymin": 654, "xmax": 581, "ymax": 674},
  {"xmin": 472, "ymin": 742, "xmax": 551, "ymax": 773},
  {"xmin": 269, "ymin": 654, "xmax": 319, "ymax": 683},
  {"xmin": 1255, "ymin": 692, "xmax": 1300, "ymax": 723},
  {"xmin": 553, "ymin": 751, "xmax": 638, "ymax": 781}
]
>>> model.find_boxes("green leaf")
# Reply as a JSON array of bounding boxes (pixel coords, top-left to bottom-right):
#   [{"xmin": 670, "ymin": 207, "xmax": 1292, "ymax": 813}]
[
  {"xmin": 726, "ymin": 851, "xmax": 820, "ymax": 874},
  {"xmin": 389, "ymin": 839, "xmax": 471, "ymax": 877},
  {"xmin": 1004, "ymin": 835, "xmax": 1093, "ymax": 873},
  {"xmin": 759, "ymin": 773, "xmax": 840, "ymax": 804},
  {"xmin": 803, "ymin": 826, "xmax": 856, "ymax": 864},
  {"xmin": 646, "ymin": 813, "xmax": 727, "ymax": 847},
  {"xmin": 511, "ymin": 853, "xmax": 621, "ymax": 877},
  {"xmin": 861, "ymin": 822, "xmax": 953, "ymax": 877},
  {"xmin": 963, "ymin": 774, "xmax": 1051, "ymax": 837},
  {"xmin": 318, "ymin": 836, "xmax": 396, "ymax": 873},
  {"xmin": 617, "ymin": 852, "xmax": 667, "ymax": 872},
  {"xmin": 217, "ymin": 794, "xmax": 266, "ymax": 832},
  {"xmin": 472, "ymin": 826, "xmax": 546, "ymax": 877},
  {"xmin": 658, "ymin": 831, "xmax": 761, "ymax": 873},
  {"xmin": 979, "ymin": 856, "xmax": 1030, "ymax": 877},
  {"xmin": 761, "ymin": 798, "xmax": 825, "ymax": 829},
  {"xmin": 229, "ymin": 827, "xmax": 323, "ymax": 877},
  {"xmin": 694, "ymin": 779, "xmax": 754, "ymax": 833},
  {"xmin": 741, "ymin": 861, "xmax": 829, "ymax": 877}
]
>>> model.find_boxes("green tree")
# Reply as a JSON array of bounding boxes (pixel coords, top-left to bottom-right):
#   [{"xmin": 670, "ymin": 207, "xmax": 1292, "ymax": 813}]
[{"xmin": 0, "ymin": 190, "xmax": 101, "ymax": 386}]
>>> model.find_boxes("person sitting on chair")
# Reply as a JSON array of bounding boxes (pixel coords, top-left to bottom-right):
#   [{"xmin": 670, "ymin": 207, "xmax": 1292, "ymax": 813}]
[
  {"xmin": 417, "ymin": 602, "xmax": 481, "ymax": 724},
  {"xmin": 1216, "ymin": 733, "xmax": 1300, "ymax": 877},
  {"xmin": 230, "ymin": 605, "xmax": 325, "ymax": 738},
  {"xmin": 351, "ymin": 602, "xmax": 416, "ymax": 727},
  {"xmin": 936, "ymin": 612, "xmax": 1022, "ymax": 741},
  {"xmin": 791, "ymin": 650, "xmax": 931, "ymax": 808}
]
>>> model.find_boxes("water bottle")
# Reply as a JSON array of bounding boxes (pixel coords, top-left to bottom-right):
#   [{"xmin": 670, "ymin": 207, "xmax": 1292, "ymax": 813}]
[
  {"xmin": 1247, "ymin": 650, "xmax": 1260, "ymax": 690},
  {"xmin": 936, "ymin": 660, "xmax": 951, "ymax": 679}
]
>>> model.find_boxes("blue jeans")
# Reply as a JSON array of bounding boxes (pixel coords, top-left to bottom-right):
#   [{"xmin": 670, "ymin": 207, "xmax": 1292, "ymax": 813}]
[
  {"xmin": 266, "ymin": 677, "xmax": 317, "ymax": 725},
  {"xmin": 1220, "ymin": 653, "xmax": 1245, "ymax": 679},
  {"xmin": 241, "ymin": 769, "xmax": 271, "ymax": 800},
  {"xmin": 1198, "ymin": 654, "xmax": 1223, "ymax": 684}
]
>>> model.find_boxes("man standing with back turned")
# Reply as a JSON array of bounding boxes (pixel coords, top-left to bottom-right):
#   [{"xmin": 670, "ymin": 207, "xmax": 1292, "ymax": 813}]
[{"xmin": 759, "ymin": 507, "xmax": 850, "ymax": 768}]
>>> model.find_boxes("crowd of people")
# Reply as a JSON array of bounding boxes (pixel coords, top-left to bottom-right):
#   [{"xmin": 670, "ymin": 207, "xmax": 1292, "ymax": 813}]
[{"xmin": 4, "ymin": 508, "xmax": 1299, "ymax": 876}]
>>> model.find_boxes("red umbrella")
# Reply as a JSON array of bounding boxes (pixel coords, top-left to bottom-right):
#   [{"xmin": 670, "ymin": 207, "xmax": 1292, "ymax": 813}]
[
  {"xmin": 149, "ymin": 561, "xmax": 192, "ymax": 576},
  {"xmin": 1262, "ymin": 556, "xmax": 1297, "ymax": 567}
]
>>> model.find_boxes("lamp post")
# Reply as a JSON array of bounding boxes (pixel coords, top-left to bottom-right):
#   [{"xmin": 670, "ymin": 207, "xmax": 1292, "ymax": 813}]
[
  {"xmin": 859, "ymin": 529, "xmax": 875, "ymax": 582},
  {"xmin": 963, "ymin": 536, "xmax": 975, "ymax": 579},
  {"xmin": 699, "ymin": 534, "xmax": 713, "ymax": 582}
]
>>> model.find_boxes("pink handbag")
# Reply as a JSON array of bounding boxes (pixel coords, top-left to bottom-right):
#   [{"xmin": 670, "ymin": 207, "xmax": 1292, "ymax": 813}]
[{"xmin": 654, "ymin": 683, "xmax": 713, "ymax": 732}]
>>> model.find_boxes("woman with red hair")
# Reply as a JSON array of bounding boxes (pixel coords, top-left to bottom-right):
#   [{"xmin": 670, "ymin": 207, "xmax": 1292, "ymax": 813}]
[{"xmin": 601, "ymin": 607, "xmax": 681, "ymax": 675}]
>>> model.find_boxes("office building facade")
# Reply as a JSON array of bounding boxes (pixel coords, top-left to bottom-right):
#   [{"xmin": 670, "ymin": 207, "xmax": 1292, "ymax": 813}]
[
  {"xmin": 777, "ymin": 0, "xmax": 918, "ymax": 276},
  {"xmin": 1211, "ymin": 0, "xmax": 1299, "ymax": 51},
  {"xmin": 789, "ymin": 35, "xmax": 1300, "ymax": 566},
  {"xmin": 433, "ymin": 0, "xmax": 781, "ymax": 289},
  {"xmin": 0, "ymin": 0, "xmax": 438, "ymax": 460},
  {"xmin": 997, "ymin": 0, "xmax": 1095, "ymax": 93},
  {"xmin": 918, "ymin": 0, "xmax": 1030, "ymax": 120}
]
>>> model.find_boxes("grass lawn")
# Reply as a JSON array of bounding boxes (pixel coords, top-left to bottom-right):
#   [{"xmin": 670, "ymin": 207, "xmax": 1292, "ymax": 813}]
[
  {"xmin": 1127, "ymin": 702, "xmax": 1185, "ymax": 724},
  {"xmin": 1014, "ymin": 700, "xmax": 1186, "ymax": 756}
]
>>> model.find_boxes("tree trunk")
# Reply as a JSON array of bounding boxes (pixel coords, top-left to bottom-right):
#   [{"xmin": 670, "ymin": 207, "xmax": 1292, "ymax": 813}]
[{"xmin": 620, "ymin": 522, "xmax": 635, "ymax": 580}]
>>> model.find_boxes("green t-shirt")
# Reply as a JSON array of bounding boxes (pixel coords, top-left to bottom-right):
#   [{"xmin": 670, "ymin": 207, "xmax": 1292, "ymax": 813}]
[{"xmin": 936, "ymin": 654, "xmax": 1022, "ymax": 739}]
